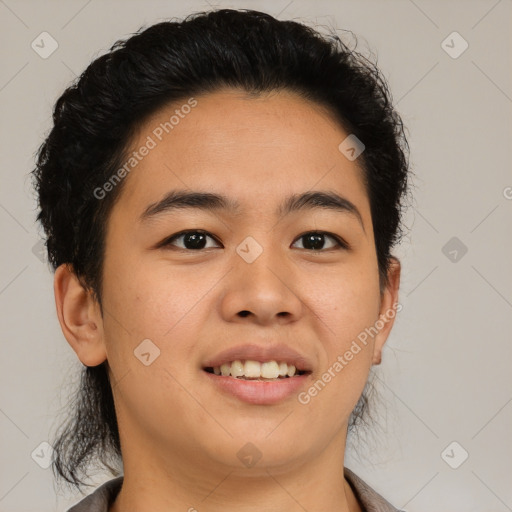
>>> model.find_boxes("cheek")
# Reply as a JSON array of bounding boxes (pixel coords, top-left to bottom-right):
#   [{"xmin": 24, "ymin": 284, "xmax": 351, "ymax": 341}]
[
  {"xmin": 306, "ymin": 262, "xmax": 381, "ymax": 347},
  {"xmin": 101, "ymin": 256, "xmax": 221, "ymax": 368},
  {"xmin": 299, "ymin": 262, "xmax": 381, "ymax": 420},
  {"xmin": 298, "ymin": 269, "xmax": 379, "ymax": 427},
  {"xmin": 100, "ymin": 259, "xmax": 222, "ymax": 447}
]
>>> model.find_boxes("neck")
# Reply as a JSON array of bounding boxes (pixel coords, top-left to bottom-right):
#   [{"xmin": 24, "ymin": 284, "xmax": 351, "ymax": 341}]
[{"xmin": 109, "ymin": 427, "xmax": 362, "ymax": 512}]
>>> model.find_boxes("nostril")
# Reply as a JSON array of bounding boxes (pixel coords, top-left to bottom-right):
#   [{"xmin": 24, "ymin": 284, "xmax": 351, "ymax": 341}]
[{"xmin": 238, "ymin": 310, "xmax": 251, "ymax": 317}]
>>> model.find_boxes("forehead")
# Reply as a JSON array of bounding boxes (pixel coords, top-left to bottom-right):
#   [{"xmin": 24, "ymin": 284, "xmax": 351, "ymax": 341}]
[{"xmin": 114, "ymin": 89, "xmax": 369, "ymax": 218}]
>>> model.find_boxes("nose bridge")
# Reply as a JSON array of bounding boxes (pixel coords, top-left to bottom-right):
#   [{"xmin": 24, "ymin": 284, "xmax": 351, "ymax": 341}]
[
  {"xmin": 220, "ymin": 234, "xmax": 303, "ymax": 323},
  {"xmin": 237, "ymin": 234, "xmax": 288, "ymax": 295}
]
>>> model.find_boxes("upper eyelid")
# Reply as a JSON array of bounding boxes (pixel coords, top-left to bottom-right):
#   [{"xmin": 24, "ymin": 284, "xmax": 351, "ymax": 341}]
[
  {"xmin": 167, "ymin": 230, "xmax": 221, "ymax": 244},
  {"xmin": 291, "ymin": 232, "xmax": 345, "ymax": 249}
]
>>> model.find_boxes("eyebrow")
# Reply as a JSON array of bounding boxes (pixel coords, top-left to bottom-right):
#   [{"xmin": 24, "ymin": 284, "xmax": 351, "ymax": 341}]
[{"xmin": 140, "ymin": 189, "xmax": 365, "ymax": 232}]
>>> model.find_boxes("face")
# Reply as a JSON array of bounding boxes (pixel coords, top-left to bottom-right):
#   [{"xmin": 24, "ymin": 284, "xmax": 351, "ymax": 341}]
[{"xmin": 91, "ymin": 89, "xmax": 399, "ymax": 475}]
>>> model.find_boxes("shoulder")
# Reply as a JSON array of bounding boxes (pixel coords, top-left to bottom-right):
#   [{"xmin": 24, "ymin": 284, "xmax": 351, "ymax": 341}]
[
  {"xmin": 344, "ymin": 467, "xmax": 404, "ymax": 512},
  {"xmin": 66, "ymin": 476, "xmax": 123, "ymax": 512}
]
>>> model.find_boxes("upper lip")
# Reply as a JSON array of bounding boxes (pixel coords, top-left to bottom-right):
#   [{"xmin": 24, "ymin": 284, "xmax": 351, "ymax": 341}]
[{"xmin": 202, "ymin": 343, "xmax": 313, "ymax": 372}]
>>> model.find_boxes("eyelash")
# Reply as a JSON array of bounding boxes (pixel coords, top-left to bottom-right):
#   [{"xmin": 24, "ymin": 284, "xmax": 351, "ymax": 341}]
[{"xmin": 159, "ymin": 229, "xmax": 349, "ymax": 252}]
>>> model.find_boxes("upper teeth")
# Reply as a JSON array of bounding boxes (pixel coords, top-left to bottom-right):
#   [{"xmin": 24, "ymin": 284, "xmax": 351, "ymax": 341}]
[{"xmin": 213, "ymin": 360, "xmax": 297, "ymax": 379}]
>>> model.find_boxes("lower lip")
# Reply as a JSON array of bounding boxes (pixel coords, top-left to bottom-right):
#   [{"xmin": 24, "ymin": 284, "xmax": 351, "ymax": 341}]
[{"xmin": 203, "ymin": 371, "xmax": 311, "ymax": 405}]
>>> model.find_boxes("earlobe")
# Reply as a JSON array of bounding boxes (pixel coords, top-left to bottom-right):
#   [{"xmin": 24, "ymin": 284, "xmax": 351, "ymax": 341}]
[
  {"xmin": 54, "ymin": 264, "xmax": 107, "ymax": 367},
  {"xmin": 372, "ymin": 257, "xmax": 401, "ymax": 365}
]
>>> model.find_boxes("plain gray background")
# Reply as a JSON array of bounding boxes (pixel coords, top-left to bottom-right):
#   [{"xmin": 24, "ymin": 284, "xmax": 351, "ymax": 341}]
[{"xmin": 1, "ymin": 0, "xmax": 511, "ymax": 510}]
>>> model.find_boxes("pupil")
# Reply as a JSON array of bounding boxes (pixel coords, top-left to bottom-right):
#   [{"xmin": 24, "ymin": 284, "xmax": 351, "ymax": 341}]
[
  {"xmin": 184, "ymin": 232, "xmax": 207, "ymax": 249},
  {"xmin": 304, "ymin": 233, "xmax": 324, "ymax": 250}
]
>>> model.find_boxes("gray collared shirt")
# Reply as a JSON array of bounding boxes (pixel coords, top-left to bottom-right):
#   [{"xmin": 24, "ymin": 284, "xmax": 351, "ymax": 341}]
[{"xmin": 67, "ymin": 468, "xmax": 402, "ymax": 511}]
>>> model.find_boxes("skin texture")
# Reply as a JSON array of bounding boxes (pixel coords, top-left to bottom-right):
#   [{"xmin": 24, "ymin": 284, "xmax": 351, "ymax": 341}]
[{"xmin": 54, "ymin": 89, "xmax": 400, "ymax": 512}]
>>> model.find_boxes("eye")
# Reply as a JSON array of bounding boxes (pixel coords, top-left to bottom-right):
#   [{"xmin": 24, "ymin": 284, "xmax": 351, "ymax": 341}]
[
  {"xmin": 291, "ymin": 231, "xmax": 348, "ymax": 251},
  {"xmin": 162, "ymin": 230, "xmax": 222, "ymax": 250},
  {"xmin": 159, "ymin": 230, "xmax": 348, "ymax": 252}
]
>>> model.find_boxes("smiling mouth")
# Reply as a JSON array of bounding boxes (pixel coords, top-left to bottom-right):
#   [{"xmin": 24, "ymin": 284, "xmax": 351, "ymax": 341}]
[{"xmin": 203, "ymin": 359, "xmax": 310, "ymax": 381}]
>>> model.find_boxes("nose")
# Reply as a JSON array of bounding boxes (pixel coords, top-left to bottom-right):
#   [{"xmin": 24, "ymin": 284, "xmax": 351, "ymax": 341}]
[{"xmin": 219, "ymin": 244, "xmax": 304, "ymax": 326}]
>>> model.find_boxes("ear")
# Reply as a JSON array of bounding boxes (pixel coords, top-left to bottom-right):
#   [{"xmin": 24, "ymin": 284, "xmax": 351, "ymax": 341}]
[
  {"xmin": 372, "ymin": 257, "xmax": 401, "ymax": 365},
  {"xmin": 54, "ymin": 263, "xmax": 107, "ymax": 367}
]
